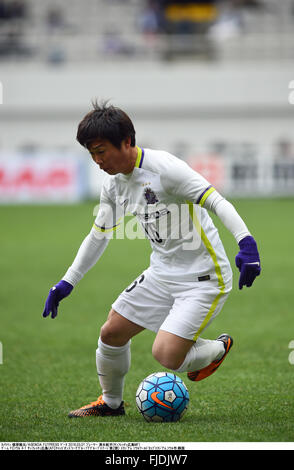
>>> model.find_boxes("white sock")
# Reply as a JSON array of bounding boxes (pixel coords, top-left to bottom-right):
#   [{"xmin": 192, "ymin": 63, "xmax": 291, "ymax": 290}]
[
  {"xmin": 96, "ymin": 337, "xmax": 131, "ymax": 409},
  {"xmin": 175, "ymin": 337, "xmax": 225, "ymax": 373}
]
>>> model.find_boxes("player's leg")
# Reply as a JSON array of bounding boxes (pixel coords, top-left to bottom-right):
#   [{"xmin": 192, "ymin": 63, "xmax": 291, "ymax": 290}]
[
  {"xmin": 152, "ymin": 330, "xmax": 226, "ymax": 371},
  {"xmin": 68, "ymin": 309, "xmax": 144, "ymax": 417},
  {"xmin": 95, "ymin": 271, "xmax": 172, "ymax": 414},
  {"xmin": 185, "ymin": 334, "xmax": 233, "ymax": 381},
  {"xmin": 96, "ymin": 308, "xmax": 145, "ymax": 409},
  {"xmin": 69, "ymin": 270, "xmax": 172, "ymax": 417},
  {"xmin": 100, "ymin": 306, "xmax": 145, "ymax": 347},
  {"xmin": 152, "ymin": 279, "xmax": 233, "ymax": 380},
  {"xmin": 152, "ymin": 331, "xmax": 195, "ymax": 370}
]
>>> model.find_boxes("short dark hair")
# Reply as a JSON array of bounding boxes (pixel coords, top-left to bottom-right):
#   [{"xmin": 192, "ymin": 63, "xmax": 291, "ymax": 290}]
[{"xmin": 76, "ymin": 100, "xmax": 136, "ymax": 149}]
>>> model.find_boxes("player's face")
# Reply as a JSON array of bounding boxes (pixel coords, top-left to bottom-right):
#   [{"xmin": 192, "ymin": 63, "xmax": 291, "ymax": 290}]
[{"xmin": 88, "ymin": 137, "xmax": 134, "ymax": 175}]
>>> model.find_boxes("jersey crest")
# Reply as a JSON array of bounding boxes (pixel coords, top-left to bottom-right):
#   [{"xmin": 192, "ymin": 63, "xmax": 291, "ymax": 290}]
[{"xmin": 144, "ymin": 187, "xmax": 158, "ymax": 205}]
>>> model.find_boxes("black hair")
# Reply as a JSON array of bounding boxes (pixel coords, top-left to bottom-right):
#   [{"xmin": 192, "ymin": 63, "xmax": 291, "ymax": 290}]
[{"xmin": 76, "ymin": 100, "xmax": 136, "ymax": 149}]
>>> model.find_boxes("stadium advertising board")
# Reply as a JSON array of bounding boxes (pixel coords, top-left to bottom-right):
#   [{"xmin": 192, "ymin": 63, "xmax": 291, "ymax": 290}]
[{"xmin": 0, "ymin": 153, "xmax": 87, "ymax": 203}]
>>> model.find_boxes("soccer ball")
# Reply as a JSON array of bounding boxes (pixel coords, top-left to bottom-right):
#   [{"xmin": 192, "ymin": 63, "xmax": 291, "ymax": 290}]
[{"xmin": 135, "ymin": 372, "xmax": 189, "ymax": 422}]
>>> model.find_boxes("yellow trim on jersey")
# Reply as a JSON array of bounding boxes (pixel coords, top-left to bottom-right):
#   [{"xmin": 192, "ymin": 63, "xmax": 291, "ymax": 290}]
[
  {"xmin": 194, "ymin": 289, "xmax": 225, "ymax": 342},
  {"xmin": 199, "ymin": 186, "xmax": 216, "ymax": 207},
  {"xmin": 186, "ymin": 200, "xmax": 226, "ymax": 341},
  {"xmin": 135, "ymin": 146, "xmax": 143, "ymax": 168},
  {"xmin": 93, "ymin": 223, "xmax": 120, "ymax": 233}
]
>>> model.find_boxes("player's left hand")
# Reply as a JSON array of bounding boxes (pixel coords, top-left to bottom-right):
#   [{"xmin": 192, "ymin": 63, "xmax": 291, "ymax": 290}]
[{"xmin": 235, "ymin": 236, "xmax": 261, "ymax": 290}]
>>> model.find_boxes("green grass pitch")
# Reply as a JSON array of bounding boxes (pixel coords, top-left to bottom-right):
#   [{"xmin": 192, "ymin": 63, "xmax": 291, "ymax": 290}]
[{"xmin": 1, "ymin": 199, "xmax": 294, "ymax": 443}]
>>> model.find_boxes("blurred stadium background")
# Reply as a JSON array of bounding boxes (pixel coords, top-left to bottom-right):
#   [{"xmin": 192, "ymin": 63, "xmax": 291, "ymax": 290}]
[
  {"xmin": 1, "ymin": 1, "xmax": 294, "ymax": 445},
  {"xmin": 0, "ymin": 0, "xmax": 293, "ymax": 203}
]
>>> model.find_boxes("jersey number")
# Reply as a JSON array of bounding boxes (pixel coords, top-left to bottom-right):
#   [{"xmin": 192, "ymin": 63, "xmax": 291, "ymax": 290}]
[
  {"xmin": 143, "ymin": 225, "xmax": 162, "ymax": 243},
  {"xmin": 125, "ymin": 274, "xmax": 145, "ymax": 292}
]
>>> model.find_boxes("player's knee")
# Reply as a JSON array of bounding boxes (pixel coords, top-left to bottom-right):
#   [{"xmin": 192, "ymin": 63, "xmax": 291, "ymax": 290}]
[
  {"xmin": 100, "ymin": 322, "xmax": 125, "ymax": 347},
  {"xmin": 152, "ymin": 343, "xmax": 184, "ymax": 371},
  {"xmin": 100, "ymin": 323, "xmax": 113, "ymax": 345}
]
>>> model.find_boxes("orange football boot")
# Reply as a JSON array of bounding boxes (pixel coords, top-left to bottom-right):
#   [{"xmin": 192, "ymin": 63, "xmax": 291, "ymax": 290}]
[
  {"xmin": 187, "ymin": 334, "xmax": 233, "ymax": 382},
  {"xmin": 68, "ymin": 395, "xmax": 125, "ymax": 418}
]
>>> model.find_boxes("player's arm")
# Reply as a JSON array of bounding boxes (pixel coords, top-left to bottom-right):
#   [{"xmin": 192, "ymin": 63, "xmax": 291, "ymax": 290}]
[
  {"xmin": 202, "ymin": 189, "xmax": 261, "ymax": 290},
  {"xmin": 61, "ymin": 227, "xmax": 110, "ymax": 286},
  {"xmin": 162, "ymin": 157, "xmax": 260, "ymax": 289},
  {"xmin": 42, "ymin": 186, "xmax": 123, "ymax": 319}
]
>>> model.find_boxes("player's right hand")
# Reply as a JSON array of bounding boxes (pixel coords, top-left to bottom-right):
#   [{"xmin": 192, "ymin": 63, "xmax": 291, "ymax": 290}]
[{"xmin": 42, "ymin": 280, "xmax": 73, "ymax": 319}]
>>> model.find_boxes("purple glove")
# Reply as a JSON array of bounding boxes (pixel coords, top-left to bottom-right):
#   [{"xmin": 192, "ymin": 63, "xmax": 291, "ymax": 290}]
[
  {"xmin": 42, "ymin": 280, "xmax": 73, "ymax": 319},
  {"xmin": 235, "ymin": 236, "xmax": 261, "ymax": 290}
]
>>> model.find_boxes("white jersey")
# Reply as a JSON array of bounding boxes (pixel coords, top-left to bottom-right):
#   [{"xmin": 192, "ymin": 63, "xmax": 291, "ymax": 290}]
[{"xmin": 93, "ymin": 147, "xmax": 232, "ymax": 288}]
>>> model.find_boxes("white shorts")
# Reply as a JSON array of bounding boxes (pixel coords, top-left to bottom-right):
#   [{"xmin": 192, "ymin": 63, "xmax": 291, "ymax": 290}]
[{"xmin": 112, "ymin": 268, "xmax": 232, "ymax": 341}]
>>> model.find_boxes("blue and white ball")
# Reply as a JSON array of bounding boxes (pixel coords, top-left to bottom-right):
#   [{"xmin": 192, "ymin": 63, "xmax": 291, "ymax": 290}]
[{"xmin": 136, "ymin": 372, "xmax": 189, "ymax": 422}]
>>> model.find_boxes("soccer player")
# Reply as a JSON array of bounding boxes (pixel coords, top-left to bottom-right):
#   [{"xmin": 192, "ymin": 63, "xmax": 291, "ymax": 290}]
[{"xmin": 42, "ymin": 102, "xmax": 261, "ymax": 417}]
